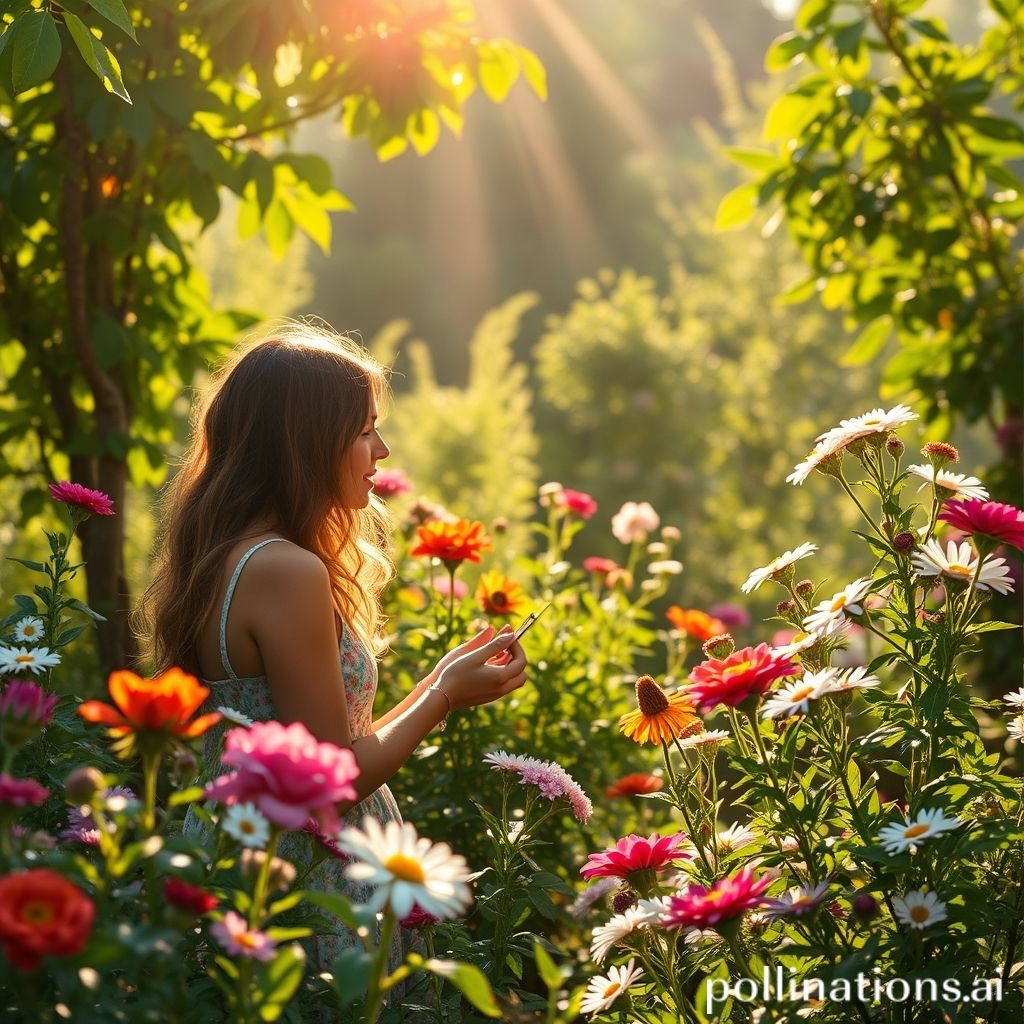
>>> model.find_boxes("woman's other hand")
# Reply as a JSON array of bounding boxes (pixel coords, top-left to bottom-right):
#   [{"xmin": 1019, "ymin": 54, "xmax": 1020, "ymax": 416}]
[{"xmin": 434, "ymin": 625, "xmax": 527, "ymax": 710}]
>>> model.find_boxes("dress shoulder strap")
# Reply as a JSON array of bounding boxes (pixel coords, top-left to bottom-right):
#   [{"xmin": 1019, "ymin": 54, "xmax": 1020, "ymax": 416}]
[{"xmin": 219, "ymin": 537, "xmax": 288, "ymax": 680}]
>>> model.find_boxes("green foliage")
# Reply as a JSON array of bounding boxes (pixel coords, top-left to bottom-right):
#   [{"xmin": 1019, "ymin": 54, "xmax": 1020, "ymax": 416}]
[{"xmin": 724, "ymin": 0, "xmax": 1024, "ymax": 474}]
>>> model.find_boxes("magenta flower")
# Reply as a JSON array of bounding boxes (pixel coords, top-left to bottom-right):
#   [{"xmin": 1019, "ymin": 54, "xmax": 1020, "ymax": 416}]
[
  {"xmin": 399, "ymin": 904, "xmax": 441, "ymax": 930},
  {"xmin": 939, "ymin": 499, "xmax": 1024, "ymax": 551},
  {"xmin": 210, "ymin": 911, "xmax": 276, "ymax": 961},
  {"xmin": 47, "ymin": 481, "xmax": 115, "ymax": 517},
  {"xmin": 0, "ymin": 680, "xmax": 59, "ymax": 744},
  {"xmin": 205, "ymin": 721, "xmax": 359, "ymax": 833},
  {"xmin": 555, "ymin": 488, "xmax": 598, "ymax": 519},
  {"xmin": 662, "ymin": 866, "xmax": 772, "ymax": 931},
  {"xmin": 482, "ymin": 750, "xmax": 592, "ymax": 823},
  {"xmin": 709, "ymin": 603, "xmax": 751, "ymax": 629},
  {"xmin": 686, "ymin": 643, "xmax": 800, "ymax": 713},
  {"xmin": 0, "ymin": 774, "xmax": 49, "ymax": 809},
  {"xmin": 371, "ymin": 468, "xmax": 413, "ymax": 499},
  {"xmin": 581, "ymin": 832, "xmax": 691, "ymax": 881}
]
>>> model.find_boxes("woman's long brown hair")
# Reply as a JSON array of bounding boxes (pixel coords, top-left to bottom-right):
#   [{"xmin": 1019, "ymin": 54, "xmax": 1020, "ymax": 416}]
[{"xmin": 134, "ymin": 323, "xmax": 394, "ymax": 675}]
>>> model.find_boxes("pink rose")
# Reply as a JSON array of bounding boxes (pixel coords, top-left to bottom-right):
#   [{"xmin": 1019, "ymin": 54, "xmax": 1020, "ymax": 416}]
[{"xmin": 205, "ymin": 721, "xmax": 359, "ymax": 832}]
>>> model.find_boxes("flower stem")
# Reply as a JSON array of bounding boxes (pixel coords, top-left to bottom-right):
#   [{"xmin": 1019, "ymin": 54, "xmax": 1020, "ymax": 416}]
[{"xmin": 363, "ymin": 908, "xmax": 397, "ymax": 1024}]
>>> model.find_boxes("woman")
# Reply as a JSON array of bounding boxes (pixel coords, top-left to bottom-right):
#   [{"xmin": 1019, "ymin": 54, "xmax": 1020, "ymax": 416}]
[{"xmin": 136, "ymin": 323, "xmax": 527, "ymax": 978}]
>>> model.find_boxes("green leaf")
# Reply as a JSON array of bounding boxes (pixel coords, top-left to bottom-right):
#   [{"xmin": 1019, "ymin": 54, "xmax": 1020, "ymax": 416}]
[
  {"xmin": 63, "ymin": 11, "xmax": 131, "ymax": 102},
  {"xmin": 11, "ymin": 10, "xmax": 60, "ymax": 93},
  {"xmin": 968, "ymin": 621, "xmax": 1021, "ymax": 635},
  {"xmin": 83, "ymin": 0, "xmax": 137, "ymax": 42},
  {"xmin": 842, "ymin": 316, "xmax": 892, "ymax": 366},
  {"xmin": 5, "ymin": 555, "xmax": 47, "ymax": 573},
  {"xmin": 765, "ymin": 32, "xmax": 807, "ymax": 71},
  {"xmin": 423, "ymin": 959, "xmax": 501, "ymax": 1018},
  {"xmin": 301, "ymin": 891, "xmax": 362, "ymax": 931},
  {"xmin": 328, "ymin": 948, "xmax": 373, "ymax": 1008},
  {"xmin": 907, "ymin": 17, "xmax": 949, "ymax": 41},
  {"xmin": 66, "ymin": 597, "xmax": 107, "ymax": 622},
  {"xmin": 723, "ymin": 147, "xmax": 783, "ymax": 172},
  {"xmin": 533, "ymin": 941, "xmax": 561, "ymax": 991},
  {"xmin": 257, "ymin": 943, "xmax": 305, "ymax": 1021},
  {"xmin": 168, "ymin": 785, "xmax": 205, "ymax": 808},
  {"xmin": 714, "ymin": 181, "xmax": 759, "ymax": 230},
  {"xmin": 262, "ymin": 198, "xmax": 294, "ymax": 258}
]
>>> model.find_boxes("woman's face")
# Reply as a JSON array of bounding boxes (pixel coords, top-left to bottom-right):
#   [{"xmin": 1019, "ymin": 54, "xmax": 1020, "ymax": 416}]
[{"xmin": 340, "ymin": 399, "xmax": 390, "ymax": 508}]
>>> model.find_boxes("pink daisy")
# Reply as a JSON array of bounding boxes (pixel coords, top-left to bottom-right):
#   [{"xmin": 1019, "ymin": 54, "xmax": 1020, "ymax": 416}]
[
  {"xmin": 662, "ymin": 866, "xmax": 771, "ymax": 931},
  {"xmin": 0, "ymin": 774, "xmax": 49, "ymax": 808},
  {"xmin": 938, "ymin": 499, "xmax": 1024, "ymax": 551},
  {"xmin": 581, "ymin": 832, "xmax": 691, "ymax": 881},
  {"xmin": 685, "ymin": 644, "xmax": 800, "ymax": 713},
  {"xmin": 48, "ymin": 481, "xmax": 115, "ymax": 517},
  {"xmin": 210, "ymin": 911, "xmax": 276, "ymax": 961}
]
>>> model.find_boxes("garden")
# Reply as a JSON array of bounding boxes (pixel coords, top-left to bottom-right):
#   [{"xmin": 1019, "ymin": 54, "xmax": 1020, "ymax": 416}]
[{"xmin": 1, "ymin": 1, "xmax": 1022, "ymax": 1022}]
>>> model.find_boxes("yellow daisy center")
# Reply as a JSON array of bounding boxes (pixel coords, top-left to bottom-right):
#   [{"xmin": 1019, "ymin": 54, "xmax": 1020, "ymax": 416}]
[
  {"xmin": 21, "ymin": 901, "xmax": 55, "ymax": 925},
  {"xmin": 723, "ymin": 660, "xmax": 754, "ymax": 678},
  {"xmin": 385, "ymin": 853, "xmax": 426, "ymax": 884},
  {"xmin": 602, "ymin": 981, "xmax": 622, "ymax": 1000},
  {"xmin": 944, "ymin": 564, "xmax": 972, "ymax": 578},
  {"xmin": 22, "ymin": 626, "xmax": 38, "ymax": 637},
  {"xmin": 239, "ymin": 820, "xmax": 256, "ymax": 835},
  {"xmin": 903, "ymin": 824, "xmax": 930, "ymax": 839},
  {"xmin": 863, "ymin": 417, "xmax": 882, "ymax": 426},
  {"xmin": 790, "ymin": 684, "xmax": 816, "ymax": 702},
  {"xmin": 238, "ymin": 931, "xmax": 261, "ymax": 949},
  {"xmin": 704, "ymin": 888, "xmax": 729, "ymax": 904},
  {"xmin": 909, "ymin": 906, "xmax": 930, "ymax": 923},
  {"xmin": 15, "ymin": 654, "xmax": 34, "ymax": 663},
  {"xmin": 829, "ymin": 595, "xmax": 849, "ymax": 612}
]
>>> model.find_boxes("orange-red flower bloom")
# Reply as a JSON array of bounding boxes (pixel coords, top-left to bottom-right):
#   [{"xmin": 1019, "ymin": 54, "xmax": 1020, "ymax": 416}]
[
  {"xmin": 410, "ymin": 518, "xmax": 492, "ymax": 566},
  {"xmin": 78, "ymin": 669, "xmax": 221, "ymax": 744},
  {"xmin": 0, "ymin": 869, "xmax": 95, "ymax": 970},
  {"xmin": 619, "ymin": 676, "xmax": 703, "ymax": 746},
  {"xmin": 665, "ymin": 607, "xmax": 727, "ymax": 643},
  {"xmin": 476, "ymin": 570, "xmax": 528, "ymax": 617},
  {"xmin": 605, "ymin": 773, "xmax": 663, "ymax": 798}
]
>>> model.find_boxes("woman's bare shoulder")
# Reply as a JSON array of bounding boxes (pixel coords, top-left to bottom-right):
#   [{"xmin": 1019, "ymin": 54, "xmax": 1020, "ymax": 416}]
[{"xmin": 244, "ymin": 539, "xmax": 329, "ymax": 593}]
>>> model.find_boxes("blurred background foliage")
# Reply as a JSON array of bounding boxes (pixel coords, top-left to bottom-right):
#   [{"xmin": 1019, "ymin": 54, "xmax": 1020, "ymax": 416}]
[{"xmin": 1, "ymin": 0, "xmax": 1019, "ymax": 697}]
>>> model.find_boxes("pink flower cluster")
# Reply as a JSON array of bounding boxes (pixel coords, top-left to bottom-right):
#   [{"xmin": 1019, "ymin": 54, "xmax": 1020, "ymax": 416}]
[
  {"xmin": 581, "ymin": 832, "xmax": 691, "ymax": 881},
  {"xmin": 483, "ymin": 750, "xmax": 593, "ymax": 823},
  {"xmin": 205, "ymin": 721, "xmax": 359, "ymax": 833}
]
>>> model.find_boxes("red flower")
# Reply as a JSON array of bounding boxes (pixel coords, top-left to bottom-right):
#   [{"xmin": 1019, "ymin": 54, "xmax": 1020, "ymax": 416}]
[
  {"xmin": 163, "ymin": 877, "xmax": 218, "ymax": 916},
  {"xmin": 410, "ymin": 519, "xmax": 492, "ymax": 566},
  {"xmin": 583, "ymin": 556, "xmax": 619, "ymax": 575},
  {"xmin": 605, "ymin": 773, "xmax": 663, "ymax": 798},
  {"xmin": 555, "ymin": 488, "xmax": 598, "ymax": 519},
  {"xmin": 665, "ymin": 607, "xmax": 728, "ymax": 642},
  {"xmin": 686, "ymin": 643, "xmax": 799, "ymax": 713},
  {"xmin": 938, "ymin": 499, "xmax": 1024, "ymax": 550},
  {"xmin": 581, "ymin": 832, "xmax": 691, "ymax": 881},
  {"xmin": 0, "ymin": 869, "xmax": 95, "ymax": 970},
  {"xmin": 399, "ymin": 904, "xmax": 441, "ymax": 929},
  {"xmin": 47, "ymin": 481, "xmax": 114, "ymax": 517},
  {"xmin": 0, "ymin": 775, "xmax": 49, "ymax": 809},
  {"xmin": 662, "ymin": 866, "xmax": 771, "ymax": 931}
]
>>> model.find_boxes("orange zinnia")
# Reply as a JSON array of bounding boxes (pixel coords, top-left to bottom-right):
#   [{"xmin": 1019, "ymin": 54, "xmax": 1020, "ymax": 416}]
[
  {"xmin": 606, "ymin": 773, "xmax": 663, "ymax": 798},
  {"xmin": 410, "ymin": 518, "xmax": 492, "ymax": 567},
  {"xmin": 79, "ymin": 668, "xmax": 222, "ymax": 749},
  {"xmin": 619, "ymin": 675, "xmax": 703, "ymax": 746},
  {"xmin": 665, "ymin": 606, "xmax": 727, "ymax": 643},
  {"xmin": 477, "ymin": 570, "xmax": 527, "ymax": 617}
]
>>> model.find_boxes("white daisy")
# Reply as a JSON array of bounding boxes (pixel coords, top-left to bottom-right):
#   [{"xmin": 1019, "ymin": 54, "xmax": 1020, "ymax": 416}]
[
  {"xmin": 717, "ymin": 822, "xmax": 757, "ymax": 854},
  {"xmin": 764, "ymin": 882, "xmax": 830, "ymax": 918},
  {"xmin": 216, "ymin": 706, "xmax": 255, "ymax": 728},
  {"xmin": 741, "ymin": 543, "xmax": 818, "ymax": 593},
  {"xmin": 676, "ymin": 729, "xmax": 731, "ymax": 750},
  {"xmin": 778, "ymin": 836, "xmax": 801, "ymax": 853},
  {"xmin": 821, "ymin": 405, "xmax": 918, "ymax": 445},
  {"xmin": 892, "ymin": 890, "xmax": 947, "ymax": 930},
  {"xmin": 907, "ymin": 464, "xmax": 989, "ymax": 501},
  {"xmin": 1004, "ymin": 688, "xmax": 1024, "ymax": 708},
  {"xmin": 803, "ymin": 578, "xmax": 874, "ymax": 636},
  {"xmin": 482, "ymin": 750, "xmax": 532, "ymax": 773},
  {"xmin": 647, "ymin": 559, "xmax": 683, "ymax": 576},
  {"xmin": 771, "ymin": 630, "xmax": 821, "ymax": 658},
  {"xmin": 589, "ymin": 906, "xmax": 650, "ymax": 962},
  {"xmin": 337, "ymin": 817, "xmax": 472, "ymax": 921},
  {"xmin": 568, "ymin": 877, "xmax": 618, "ymax": 919},
  {"xmin": 877, "ymin": 808, "xmax": 960, "ymax": 855},
  {"xmin": 911, "ymin": 539, "xmax": 1013, "ymax": 595},
  {"xmin": 580, "ymin": 958, "xmax": 644, "ymax": 1016},
  {"xmin": 762, "ymin": 671, "xmax": 838, "ymax": 720},
  {"xmin": 11, "ymin": 617, "xmax": 44, "ymax": 643},
  {"xmin": 0, "ymin": 645, "xmax": 61, "ymax": 675},
  {"xmin": 221, "ymin": 803, "xmax": 270, "ymax": 849},
  {"xmin": 1008, "ymin": 715, "xmax": 1024, "ymax": 741},
  {"xmin": 787, "ymin": 438, "xmax": 844, "ymax": 485},
  {"xmin": 820, "ymin": 666, "xmax": 882, "ymax": 696},
  {"xmin": 634, "ymin": 895, "xmax": 674, "ymax": 925}
]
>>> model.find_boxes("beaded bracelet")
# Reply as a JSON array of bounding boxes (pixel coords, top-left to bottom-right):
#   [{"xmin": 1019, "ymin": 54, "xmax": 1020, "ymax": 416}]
[{"xmin": 425, "ymin": 681, "xmax": 453, "ymax": 731}]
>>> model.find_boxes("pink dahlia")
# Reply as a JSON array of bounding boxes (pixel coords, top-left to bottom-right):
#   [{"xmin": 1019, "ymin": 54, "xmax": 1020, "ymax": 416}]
[
  {"xmin": 47, "ymin": 481, "xmax": 114, "ymax": 517},
  {"xmin": 939, "ymin": 499, "xmax": 1024, "ymax": 551},
  {"xmin": 482, "ymin": 750, "xmax": 592, "ymax": 823},
  {"xmin": 0, "ymin": 774, "xmax": 49, "ymax": 809},
  {"xmin": 581, "ymin": 832, "xmax": 691, "ymax": 880},
  {"xmin": 555, "ymin": 488, "xmax": 598, "ymax": 519},
  {"xmin": 0, "ymin": 680, "xmax": 59, "ymax": 743},
  {"xmin": 205, "ymin": 721, "xmax": 359, "ymax": 833},
  {"xmin": 662, "ymin": 866, "xmax": 771, "ymax": 931},
  {"xmin": 583, "ymin": 556, "xmax": 619, "ymax": 575},
  {"xmin": 371, "ymin": 468, "xmax": 413, "ymax": 499},
  {"xmin": 685, "ymin": 643, "xmax": 800, "ymax": 713}
]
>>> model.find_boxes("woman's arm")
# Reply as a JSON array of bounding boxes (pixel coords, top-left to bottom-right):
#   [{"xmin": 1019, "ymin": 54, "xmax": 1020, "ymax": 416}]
[{"xmin": 247, "ymin": 548, "xmax": 524, "ymax": 810}]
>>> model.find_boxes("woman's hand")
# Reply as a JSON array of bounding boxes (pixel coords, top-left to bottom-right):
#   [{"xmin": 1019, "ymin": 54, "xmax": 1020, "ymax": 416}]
[
  {"xmin": 433, "ymin": 625, "xmax": 527, "ymax": 711},
  {"xmin": 422, "ymin": 623, "xmax": 500, "ymax": 688}
]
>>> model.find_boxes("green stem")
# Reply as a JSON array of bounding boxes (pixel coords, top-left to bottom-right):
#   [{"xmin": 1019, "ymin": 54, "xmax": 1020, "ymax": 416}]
[
  {"xmin": 363, "ymin": 909, "xmax": 397, "ymax": 1024},
  {"xmin": 249, "ymin": 828, "xmax": 281, "ymax": 928}
]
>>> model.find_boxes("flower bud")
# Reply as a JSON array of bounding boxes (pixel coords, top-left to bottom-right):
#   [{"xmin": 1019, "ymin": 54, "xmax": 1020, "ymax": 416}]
[
  {"xmin": 240, "ymin": 850, "xmax": 297, "ymax": 892},
  {"xmin": 885, "ymin": 436, "xmax": 905, "ymax": 459},
  {"xmin": 851, "ymin": 892, "xmax": 879, "ymax": 921},
  {"xmin": 173, "ymin": 750, "xmax": 198, "ymax": 782},
  {"xmin": 795, "ymin": 579, "xmax": 814, "ymax": 598},
  {"xmin": 490, "ymin": 516, "xmax": 509, "ymax": 535},
  {"xmin": 660, "ymin": 526, "xmax": 681, "ymax": 542},
  {"xmin": 892, "ymin": 531, "xmax": 916, "ymax": 553},
  {"xmin": 702, "ymin": 633, "xmax": 735, "ymax": 659},
  {"xmin": 776, "ymin": 600, "xmax": 795, "ymax": 616},
  {"xmin": 921, "ymin": 441, "xmax": 959, "ymax": 466},
  {"xmin": 646, "ymin": 542, "xmax": 668, "ymax": 557},
  {"xmin": 612, "ymin": 890, "xmax": 637, "ymax": 915},
  {"xmin": 64, "ymin": 766, "xmax": 104, "ymax": 804}
]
